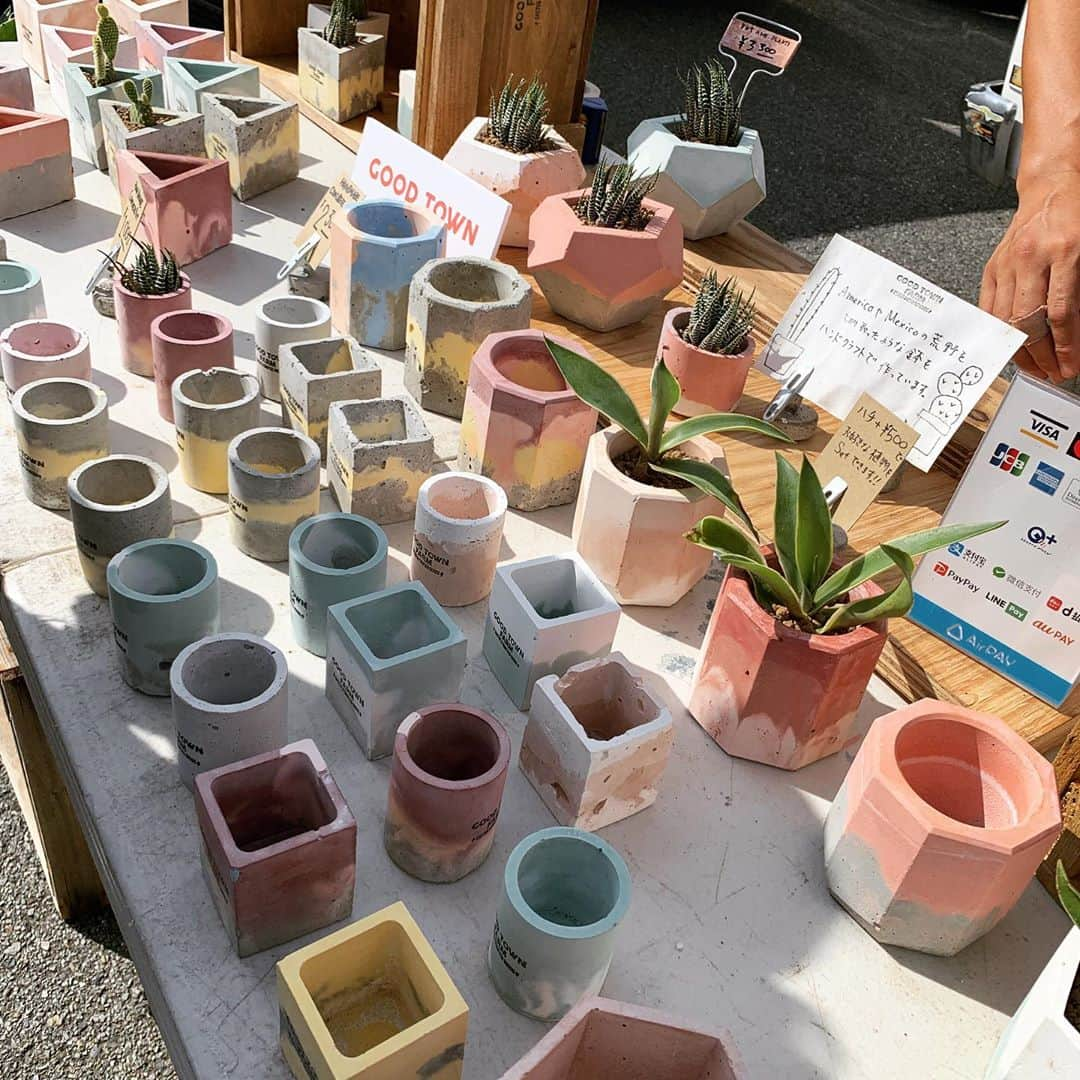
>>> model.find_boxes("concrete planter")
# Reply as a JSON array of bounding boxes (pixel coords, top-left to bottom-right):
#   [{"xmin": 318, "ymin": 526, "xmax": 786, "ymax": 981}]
[
  {"xmin": 0, "ymin": 60, "xmax": 34, "ymax": 109},
  {"xmin": 12, "ymin": 0, "xmax": 97, "ymax": 80},
  {"xmin": 329, "ymin": 199, "xmax": 445, "ymax": 350},
  {"xmin": 458, "ymin": 329, "xmax": 596, "ymax": 511},
  {"xmin": 327, "ymin": 394, "xmax": 434, "ymax": 524},
  {"xmin": 488, "ymin": 826, "xmax": 631, "ymax": 1021},
  {"xmin": 396, "ymin": 67, "xmax": 414, "ymax": 138},
  {"xmin": 170, "ymin": 631, "xmax": 288, "ymax": 789},
  {"xmin": 42, "ymin": 25, "xmax": 136, "ymax": 110},
  {"xmin": 482, "ymin": 553, "xmax": 620, "ymax": 711},
  {"xmin": 444, "ymin": 116, "xmax": 585, "ymax": 247},
  {"xmin": 288, "ymin": 512, "xmax": 388, "ymax": 657},
  {"xmin": 521, "ymin": 653, "xmax": 673, "ymax": 832},
  {"xmin": 100, "ymin": 97, "xmax": 203, "ymax": 181},
  {"xmin": 113, "ymin": 272, "xmax": 191, "ymax": 378},
  {"xmin": 172, "ymin": 367, "xmax": 260, "ymax": 493},
  {"xmin": 11, "ymin": 377, "xmax": 107, "ymax": 508},
  {"xmin": 276, "ymin": 901, "xmax": 468, "ymax": 1080},
  {"xmin": 627, "ymin": 118, "xmax": 766, "ymax": 240},
  {"xmin": 573, "ymin": 428, "xmax": 727, "ymax": 607},
  {"xmin": 0, "ymin": 318, "xmax": 90, "ymax": 394},
  {"xmin": 0, "ymin": 260, "xmax": 46, "ymax": 330},
  {"xmin": 297, "ymin": 26, "xmax": 385, "ymax": 124},
  {"xmin": 150, "ymin": 309, "xmax": 233, "ymax": 421},
  {"xmin": 203, "ymin": 92, "xmax": 298, "ymax": 201},
  {"xmin": 658, "ymin": 306, "xmax": 756, "ymax": 416},
  {"xmin": 162, "ymin": 56, "xmax": 259, "ymax": 112},
  {"xmin": 384, "ymin": 704, "xmax": 511, "ymax": 883},
  {"xmin": 227, "ymin": 427, "xmax": 321, "ymax": 563},
  {"xmin": 325, "ymin": 581, "xmax": 466, "ymax": 761},
  {"xmin": 279, "ymin": 334, "xmax": 382, "ymax": 461},
  {"xmin": 110, "ymin": 0, "xmax": 188, "ymax": 35},
  {"xmin": 106, "ymin": 537, "xmax": 218, "ymax": 695},
  {"xmin": 306, "ymin": 4, "xmax": 389, "ymax": 40},
  {"xmin": 528, "ymin": 191, "xmax": 683, "ymax": 332},
  {"xmin": 66, "ymin": 453, "xmax": 172, "ymax": 595},
  {"xmin": 411, "ymin": 471, "xmax": 506, "ymax": 607},
  {"xmin": 404, "ymin": 255, "xmax": 531, "ymax": 419},
  {"xmin": 254, "ymin": 295, "xmax": 332, "ymax": 403},
  {"xmin": 0, "ymin": 107, "xmax": 75, "ymax": 219},
  {"xmin": 195, "ymin": 738, "xmax": 356, "ymax": 957},
  {"xmin": 133, "ymin": 20, "xmax": 224, "ymax": 70}
]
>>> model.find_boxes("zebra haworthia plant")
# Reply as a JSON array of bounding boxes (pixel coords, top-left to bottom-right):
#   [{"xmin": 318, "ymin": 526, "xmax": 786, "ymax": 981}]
[
  {"xmin": 681, "ymin": 270, "xmax": 755, "ymax": 355},
  {"xmin": 484, "ymin": 75, "xmax": 551, "ymax": 154},
  {"xmin": 574, "ymin": 159, "xmax": 659, "ymax": 231},
  {"xmin": 675, "ymin": 58, "xmax": 741, "ymax": 147},
  {"xmin": 105, "ymin": 240, "xmax": 183, "ymax": 297},
  {"xmin": 323, "ymin": 0, "xmax": 358, "ymax": 48}
]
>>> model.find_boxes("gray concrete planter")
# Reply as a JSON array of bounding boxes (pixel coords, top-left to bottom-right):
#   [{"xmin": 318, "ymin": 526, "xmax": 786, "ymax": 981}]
[
  {"xmin": 203, "ymin": 92, "xmax": 299, "ymax": 201},
  {"xmin": 253, "ymin": 295, "xmax": 332, "ymax": 403},
  {"xmin": 99, "ymin": 97, "xmax": 204, "ymax": 183},
  {"xmin": 297, "ymin": 26, "xmax": 385, "ymax": 124}
]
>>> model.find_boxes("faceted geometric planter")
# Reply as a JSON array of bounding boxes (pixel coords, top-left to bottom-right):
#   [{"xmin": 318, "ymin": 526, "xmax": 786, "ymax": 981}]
[
  {"xmin": 404, "ymin": 255, "xmax": 531, "ymax": 419},
  {"xmin": 482, "ymin": 553, "xmax": 620, "ymax": 710},
  {"xmin": 327, "ymin": 394, "xmax": 434, "ymax": 525},
  {"xmin": 297, "ymin": 26, "xmax": 385, "ymax": 124},
  {"xmin": 0, "ymin": 107, "xmax": 75, "ymax": 219},
  {"xmin": 325, "ymin": 581, "xmax": 466, "ymax": 761},
  {"xmin": 277, "ymin": 901, "xmax": 468, "ymax": 1080},
  {"xmin": 627, "ymin": 117, "xmax": 766, "ymax": 240},
  {"xmin": 195, "ymin": 738, "xmax": 356, "ymax": 957},
  {"xmin": 488, "ymin": 826, "xmax": 632, "ymax": 1022},
  {"xmin": 0, "ymin": 318, "xmax": 90, "ymax": 395},
  {"xmin": 113, "ymin": 271, "xmax": 191, "ymax": 378},
  {"xmin": 41, "ymin": 25, "xmax": 136, "ymax": 110},
  {"xmin": 133, "ymin": 20, "xmax": 224, "ymax": 71},
  {"xmin": 109, "ymin": 0, "xmax": 188, "ymax": 35},
  {"xmin": 824, "ymin": 701, "xmax": 1061, "ymax": 956},
  {"xmin": 202, "ymin": 92, "xmax": 298, "ymax": 201},
  {"xmin": 150, "ymin": 308, "xmax": 233, "ymax": 421},
  {"xmin": 0, "ymin": 260, "xmax": 46, "ymax": 330},
  {"xmin": 12, "ymin": 0, "xmax": 98, "ymax": 80},
  {"xmin": 458, "ymin": 329, "xmax": 596, "ymax": 511},
  {"xmin": 253, "ymin": 295, "xmax": 332, "ymax": 403},
  {"xmin": 162, "ymin": 56, "xmax": 259, "ymax": 113},
  {"xmin": 520, "ymin": 653, "xmax": 673, "ymax": 831},
  {"xmin": 0, "ymin": 59, "xmax": 34, "ymax": 109},
  {"xmin": 384, "ymin": 704, "xmax": 511, "ymax": 882},
  {"xmin": 99, "ymin": 97, "xmax": 203, "ymax": 181}
]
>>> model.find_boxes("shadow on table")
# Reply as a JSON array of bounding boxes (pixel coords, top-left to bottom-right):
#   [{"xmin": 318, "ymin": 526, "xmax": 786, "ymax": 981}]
[
  {"xmin": 93, "ymin": 370, "xmax": 127, "ymax": 407},
  {"xmin": 191, "ymin": 246, "xmax": 288, "ymax": 307},
  {"xmin": 217, "ymin": 577, "xmax": 276, "ymax": 637},
  {"xmin": 252, "ymin": 177, "xmax": 333, "ymax": 229},
  {"xmin": 108, "ymin": 419, "xmax": 178, "ymax": 472},
  {"xmin": 3, "ymin": 201, "xmax": 118, "ymax": 255}
]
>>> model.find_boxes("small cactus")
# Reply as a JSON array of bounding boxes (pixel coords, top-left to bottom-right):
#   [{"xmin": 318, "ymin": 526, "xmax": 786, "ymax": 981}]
[
  {"xmin": 323, "ymin": 0, "xmax": 357, "ymax": 48},
  {"xmin": 122, "ymin": 78, "xmax": 155, "ymax": 129},
  {"xmin": 675, "ymin": 59, "xmax": 741, "ymax": 147},
  {"xmin": 92, "ymin": 3, "xmax": 119, "ymax": 87},
  {"xmin": 680, "ymin": 270, "xmax": 756, "ymax": 355},
  {"xmin": 103, "ymin": 240, "xmax": 182, "ymax": 296},
  {"xmin": 484, "ymin": 75, "xmax": 550, "ymax": 154},
  {"xmin": 574, "ymin": 158, "xmax": 657, "ymax": 231}
]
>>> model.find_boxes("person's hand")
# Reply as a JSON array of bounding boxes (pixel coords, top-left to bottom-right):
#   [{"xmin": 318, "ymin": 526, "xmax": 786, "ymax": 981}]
[{"xmin": 980, "ymin": 168, "xmax": 1080, "ymax": 382}]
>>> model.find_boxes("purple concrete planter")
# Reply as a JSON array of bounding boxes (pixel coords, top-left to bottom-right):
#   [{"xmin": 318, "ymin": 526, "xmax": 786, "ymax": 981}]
[
  {"xmin": 0, "ymin": 319, "xmax": 90, "ymax": 395},
  {"xmin": 150, "ymin": 309, "xmax": 233, "ymax": 421},
  {"xmin": 114, "ymin": 273, "xmax": 192, "ymax": 378}
]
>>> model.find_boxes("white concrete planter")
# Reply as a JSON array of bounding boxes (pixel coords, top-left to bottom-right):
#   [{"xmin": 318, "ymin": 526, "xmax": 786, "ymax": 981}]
[
  {"xmin": 397, "ymin": 67, "xmax": 414, "ymax": 138},
  {"xmin": 0, "ymin": 318, "xmax": 90, "ymax": 395},
  {"xmin": 99, "ymin": 98, "xmax": 205, "ymax": 183},
  {"xmin": 202, "ymin": 92, "xmax": 299, "ymax": 201},
  {"xmin": 0, "ymin": 260, "xmax": 46, "ymax": 333},
  {"xmin": 254, "ymin": 295, "xmax": 332, "ymax": 403}
]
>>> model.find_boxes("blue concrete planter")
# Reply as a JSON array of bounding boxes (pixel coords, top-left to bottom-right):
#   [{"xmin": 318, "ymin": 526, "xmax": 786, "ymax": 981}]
[{"xmin": 0, "ymin": 261, "xmax": 46, "ymax": 335}]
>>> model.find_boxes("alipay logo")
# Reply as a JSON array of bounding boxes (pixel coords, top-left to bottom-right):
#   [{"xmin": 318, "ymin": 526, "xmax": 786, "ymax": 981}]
[{"xmin": 948, "ymin": 542, "xmax": 964, "ymax": 556}]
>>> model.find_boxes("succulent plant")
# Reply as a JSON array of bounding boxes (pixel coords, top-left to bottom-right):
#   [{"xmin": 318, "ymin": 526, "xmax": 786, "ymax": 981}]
[
  {"xmin": 681, "ymin": 271, "xmax": 756, "ymax": 355},
  {"xmin": 1, "ymin": 5, "xmax": 17, "ymax": 41},
  {"xmin": 574, "ymin": 159, "xmax": 658, "ymax": 230},
  {"xmin": 122, "ymin": 78, "xmax": 156, "ymax": 128},
  {"xmin": 104, "ymin": 240, "xmax": 183, "ymax": 296},
  {"xmin": 675, "ymin": 58, "xmax": 741, "ymax": 147},
  {"xmin": 1057, "ymin": 861, "xmax": 1080, "ymax": 925},
  {"xmin": 92, "ymin": 4, "xmax": 119, "ymax": 87},
  {"xmin": 324, "ymin": 0, "xmax": 357, "ymax": 48},
  {"xmin": 484, "ymin": 75, "xmax": 550, "ymax": 154}
]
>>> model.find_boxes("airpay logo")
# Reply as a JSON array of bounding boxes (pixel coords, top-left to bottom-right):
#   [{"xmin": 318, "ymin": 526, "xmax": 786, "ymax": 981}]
[
  {"xmin": 990, "ymin": 442, "xmax": 1028, "ymax": 476},
  {"xmin": 1021, "ymin": 408, "xmax": 1067, "ymax": 449}
]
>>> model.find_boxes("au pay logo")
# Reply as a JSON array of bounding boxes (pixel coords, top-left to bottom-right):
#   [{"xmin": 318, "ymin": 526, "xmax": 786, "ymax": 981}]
[{"xmin": 1021, "ymin": 409, "xmax": 1067, "ymax": 449}]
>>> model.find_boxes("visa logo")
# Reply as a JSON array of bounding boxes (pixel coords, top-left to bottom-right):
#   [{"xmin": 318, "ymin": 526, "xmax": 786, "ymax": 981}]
[{"xmin": 1021, "ymin": 409, "xmax": 1067, "ymax": 448}]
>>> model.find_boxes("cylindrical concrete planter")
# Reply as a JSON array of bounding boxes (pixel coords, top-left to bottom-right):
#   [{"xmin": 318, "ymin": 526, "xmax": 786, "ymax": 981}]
[
  {"xmin": 106, "ymin": 539, "xmax": 220, "ymax": 697},
  {"xmin": 172, "ymin": 367, "xmax": 261, "ymax": 494},
  {"xmin": 1, "ymin": 319, "xmax": 91, "ymax": 396},
  {"xmin": 411, "ymin": 472, "xmax": 506, "ymax": 607},
  {"xmin": 254, "ymin": 295, "xmax": 331, "ymax": 403},
  {"xmin": 11, "ymin": 378, "xmax": 108, "ymax": 509},
  {"xmin": 228, "ymin": 427, "xmax": 321, "ymax": 562},
  {"xmin": 151, "ymin": 310, "xmax": 234, "ymax": 423},
  {"xmin": 288, "ymin": 512, "xmax": 388, "ymax": 657},
  {"xmin": 113, "ymin": 274, "xmax": 192, "ymax": 378},
  {"xmin": 384, "ymin": 704, "xmax": 511, "ymax": 883},
  {"xmin": 67, "ymin": 455, "xmax": 172, "ymax": 596},
  {"xmin": 170, "ymin": 632, "xmax": 289, "ymax": 790},
  {"xmin": 329, "ymin": 199, "xmax": 445, "ymax": 350},
  {"xmin": 404, "ymin": 256, "xmax": 532, "ymax": 419},
  {"xmin": 0, "ymin": 261, "xmax": 46, "ymax": 344},
  {"xmin": 488, "ymin": 826, "xmax": 632, "ymax": 1021}
]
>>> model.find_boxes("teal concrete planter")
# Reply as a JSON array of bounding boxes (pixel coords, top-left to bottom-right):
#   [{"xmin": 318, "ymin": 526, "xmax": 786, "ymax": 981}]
[
  {"xmin": 0, "ymin": 260, "xmax": 46, "ymax": 333},
  {"xmin": 163, "ymin": 57, "xmax": 259, "ymax": 113}
]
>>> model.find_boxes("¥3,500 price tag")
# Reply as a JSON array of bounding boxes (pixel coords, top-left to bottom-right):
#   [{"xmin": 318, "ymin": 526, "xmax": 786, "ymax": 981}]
[
  {"xmin": 112, "ymin": 182, "xmax": 147, "ymax": 263},
  {"xmin": 292, "ymin": 172, "xmax": 363, "ymax": 270}
]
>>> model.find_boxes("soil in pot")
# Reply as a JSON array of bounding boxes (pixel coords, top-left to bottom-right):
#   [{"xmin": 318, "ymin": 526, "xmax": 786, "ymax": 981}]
[
  {"xmin": 476, "ymin": 124, "xmax": 556, "ymax": 153},
  {"xmin": 114, "ymin": 104, "xmax": 170, "ymax": 131},
  {"xmin": 612, "ymin": 444, "xmax": 691, "ymax": 490}
]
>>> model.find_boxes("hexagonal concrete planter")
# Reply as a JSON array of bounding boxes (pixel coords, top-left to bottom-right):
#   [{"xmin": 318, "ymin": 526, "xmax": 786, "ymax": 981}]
[
  {"xmin": 202, "ymin": 92, "xmax": 298, "ymax": 201},
  {"xmin": 12, "ymin": 0, "xmax": 98, "ymax": 80},
  {"xmin": 162, "ymin": 56, "xmax": 259, "ymax": 113},
  {"xmin": 627, "ymin": 117, "xmax": 766, "ymax": 240},
  {"xmin": 0, "ymin": 107, "xmax": 75, "ymax": 220},
  {"xmin": 0, "ymin": 61, "xmax": 33, "ymax": 110},
  {"xmin": 42, "ymin": 25, "xmax": 136, "ymax": 110},
  {"xmin": 133, "ymin": 20, "xmax": 224, "ymax": 71},
  {"xmin": 297, "ymin": 26, "xmax": 384, "ymax": 124},
  {"xmin": 824, "ymin": 701, "xmax": 1061, "ymax": 955},
  {"xmin": 1, "ymin": 318, "xmax": 90, "ymax": 394}
]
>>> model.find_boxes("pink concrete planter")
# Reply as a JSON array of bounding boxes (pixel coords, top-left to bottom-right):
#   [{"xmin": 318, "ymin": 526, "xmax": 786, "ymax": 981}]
[
  {"xmin": 690, "ymin": 549, "xmax": 886, "ymax": 771},
  {"xmin": 195, "ymin": 738, "xmax": 356, "ymax": 957},
  {"xmin": 113, "ymin": 272, "xmax": 191, "ymax": 378},
  {"xmin": 133, "ymin": 19, "xmax": 224, "ymax": 70},
  {"xmin": 384, "ymin": 704, "xmax": 511, "ymax": 883},
  {"xmin": 824, "ymin": 701, "xmax": 1061, "ymax": 955},
  {"xmin": 0, "ymin": 61, "xmax": 34, "ymax": 110},
  {"xmin": 658, "ymin": 306, "xmax": 756, "ymax": 416},
  {"xmin": 1, "ymin": 318, "xmax": 90, "ymax": 394},
  {"xmin": 12, "ymin": 0, "xmax": 98, "ymax": 80},
  {"xmin": 458, "ymin": 329, "xmax": 597, "ymax": 511},
  {"xmin": 110, "ymin": 0, "xmax": 189, "ymax": 35},
  {"xmin": 527, "ymin": 190, "xmax": 683, "ymax": 332},
  {"xmin": 0, "ymin": 107, "xmax": 75, "ymax": 221},
  {"xmin": 150, "ymin": 309, "xmax": 233, "ymax": 422},
  {"xmin": 41, "ymin": 25, "xmax": 136, "ymax": 110}
]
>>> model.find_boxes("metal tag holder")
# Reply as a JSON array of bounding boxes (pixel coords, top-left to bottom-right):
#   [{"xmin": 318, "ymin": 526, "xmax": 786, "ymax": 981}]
[{"xmin": 719, "ymin": 11, "xmax": 802, "ymax": 109}]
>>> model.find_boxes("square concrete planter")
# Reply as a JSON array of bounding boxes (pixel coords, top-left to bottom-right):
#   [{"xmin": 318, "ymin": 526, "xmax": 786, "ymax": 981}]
[
  {"xmin": 109, "ymin": 0, "xmax": 188, "ymax": 36},
  {"xmin": 133, "ymin": 19, "xmax": 224, "ymax": 70},
  {"xmin": 277, "ymin": 901, "xmax": 468, "ymax": 1080},
  {"xmin": 307, "ymin": 4, "xmax": 389, "ymax": 41},
  {"xmin": 195, "ymin": 738, "xmax": 356, "ymax": 958},
  {"xmin": 520, "ymin": 653, "xmax": 673, "ymax": 831},
  {"xmin": 163, "ymin": 56, "xmax": 259, "ymax": 113},
  {"xmin": 202, "ymin": 92, "xmax": 298, "ymax": 201},
  {"xmin": 12, "ymin": 0, "xmax": 98, "ymax": 80},
  {"xmin": 328, "ymin": 394, "xmax": 434, "ymax": 524},
  {"xmin": 100, "ymin": 96, "xmax": 203, "ymax": 180},
  {"xmin": 483, "ymin": 553, "xmax": 620, "ymax": 710},
  {"xmin": 627, "ymin": 117, "xmax": 766, "ymax": 240},
  {"xmin": 297, "ymin": 26, "xmax": 385, "ymax": 124},
  {"xmin": 325, "ymin": 581, "xmax": 466, "ymax": 761},
  {"xmin": 0, "ymin": 107, "xmax": 75, "ymax": 220},
  {"xmin": 0, "ymin": 60, "xmax": 34, "ymax": 110},
  {"xmin": 42, "ymin": 25, "xmax": 136, "ymax": 110},
  {"xmin": 279, "ymin": 335, "xmax": 382, "ymax": 461}
]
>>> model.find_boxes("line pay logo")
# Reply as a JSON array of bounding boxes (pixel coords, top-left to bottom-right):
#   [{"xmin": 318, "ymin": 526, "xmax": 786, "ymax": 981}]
[{"xmin": 990, "ymin": 442, "xmax": 1028, "ymax": 476}]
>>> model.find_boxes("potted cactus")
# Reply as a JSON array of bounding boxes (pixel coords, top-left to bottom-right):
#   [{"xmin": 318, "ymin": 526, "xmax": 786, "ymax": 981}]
[
  {"xmin": 444, "ymin": 75, "xmax": 585, "ymax": 248},
  {"xmin": 627, "ymin": 58, "xmax": 766, "ymax": 240},
  {"xmin": 1, "ymin": 7, "xmax": 16, "ymax": 42}
]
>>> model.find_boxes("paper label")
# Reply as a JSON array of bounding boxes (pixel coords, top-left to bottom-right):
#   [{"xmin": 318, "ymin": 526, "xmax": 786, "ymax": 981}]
[
  {"xmin": 721, "ymin": 13, "xmax": 800, "ymax": 70},
  {"xmin": 293, "ymin": 172, "xmax": 363, "ymax": 269},
  {"xmin": 112, "ymin": 182, "xmax": 147, "ymax": 262}
]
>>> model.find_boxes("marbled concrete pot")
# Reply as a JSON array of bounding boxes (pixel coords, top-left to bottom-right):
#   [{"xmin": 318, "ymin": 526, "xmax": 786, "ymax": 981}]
[
  {"xmin": 162, "ymin": 55, "xmax": 259, "ymax": 112},
  {"xmin": 404, "ymin": 256, "xmax": 532, "ymax": 419},
  {"xmin": 488, "ymin": 826, "xmax": 631, "ymax": 1022},
  {"xmin": 150, "ymin": 308, "xmax": 233, "ymax": 421},
  {"xmin": 113, "ymin": 271, "xmax": 191, "ymax": 378},
  {"xmin": 195, "ymin": 738, "xmax": 356, "ymax": 957},
  {"xmin": 12, "ymin": 0, "xmax": 98, "ymax": 80},
  {"xmin": 254, "ymin": 295, "xmax": 332, "ymax": 403},
  {"xmin": 110, "ymin": 0, "xmax": 188, "ymax": 35},
  {"xmin": 0, "ymin": 60, "xmax": 34, "ymax": 109},
  {"xmin": 458, "ymin": 329, "xmax": 596, "ymax": 511},
  {"xmin": 100, "ymin": 97, "xmax": 203, "ymax": 181},
  {"xmin": 202, "ymin": 92, "xmax": 298, "ymax": 201},
  {"xmin": 41, "ymin": 25, "xmax": 136, "ymax": 110},
  {"xmin": 384, "ymin": 704, "xmax": 511, "ymax": 883},
  {"xmin": 324, "ymin": 581, "xmax": 466, "ymax": 761},
  {"xmin": 297, "ymin": 26, "xmax": 385, "ymax": 124},
  {"xmin": 67, "ymin": 454, "xmax": 172, "ymax": 595},
  {"xmin": 0, "ymin": 260, "xmax": 46, "ymax": 331},
  {"xmin": 0, "ymin": 107, "xmax": 75, "ymax": 219},
  {"xmin": 134, "ymin": 20, "xmax": 224, "ymax": 70},
  {"xmin": 1, "ymin": 318, "xmax": 90, "ymax": 395},
  {"xmin": 824, "ymin": 701, "xmax": 1061, "ymax": 956}
]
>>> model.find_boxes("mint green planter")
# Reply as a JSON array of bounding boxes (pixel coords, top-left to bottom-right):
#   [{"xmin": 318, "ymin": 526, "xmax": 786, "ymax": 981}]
[{"xmin": 163, "ymin": 57, "xmax": 260, "ymax": 113}]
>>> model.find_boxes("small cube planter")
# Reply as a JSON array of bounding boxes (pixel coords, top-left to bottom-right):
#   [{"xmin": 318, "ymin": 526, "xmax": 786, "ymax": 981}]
[
  {"xmin": 384, "ymin": 704, "xmax": 511, "ymax": 883},
  {"xmin": 12, "ymin": 0, "xmax": 98, "ymax": 80},
  {"xmin": 100, "ymin": 97, "xmax": 203, "ymax": 181},
  {"xmin": 253, "ymin": 295, "xmax": 332, "ymax": 403},
  {"xmin": 42, "ymin": 26, "xmax": 136, "ymax": 110},
  {"xmin": 824, "ymin": 701, "xmax": 1061, "ymax": 956},
  {"xmin": 162, "ymin": 56, "xmax": 259, "ymax": 113},
  {"xmin": 113, "ymin": 270, "xmax": 191, "ymax": 378},
  {"xmin": 0, "ymin": 107, "xmax": 75, "ymax": 220},
  {"xmin": 0, "ymin": 60, "xmax": 34, "ymax": 109},
  {"xmin": 458, "ymin": 329, "xmax": 597, "ymax": 511},
  {"xmin": 521, "ymin": 653, "xmax": 673, "ymax": 832},
  {"xmin": 327, "ymin": 394, "xmax": 434, "ymax": 525},
  {"xmin": 404, "ymin": 256, "xmax": 531, "ymax": 419},
  {"xmin": 202, "ymin": 92, "xmax": 298, "ymax": 201},
  {"xmin": 297, "ymin": 26, "xmax": 385, "ymax": 124},
  {"xmin": 0, "ymin": 260, "xmax": 46, "ymax": 330},
  {"xmin": 1, "ymin": 318, "xmax": 90, "ymax": 394},
  {"xmin": 195, "ymin": 738, "xmax": 356, "ymax": 957},
  {"xmin": 482, "ymin": 553, "xmax": 620, "ymax": 711},
  {"xmin": 277, "ymin": 901, "xmax": 468, "ymax": 1080},
  {"xmin": 133, "ymin": 20, "xmax": 224, "ymax": 70},
  {"xmin": 110, "ymin": 0, "xmax": 189, "ymax": 35},
  {"xmin": 325, "ymin": 581, "xmax": 466, "ymax": 761},
  {"xmin": 150, "ymin": 308, "xmax": 233, "ymax": 422}
]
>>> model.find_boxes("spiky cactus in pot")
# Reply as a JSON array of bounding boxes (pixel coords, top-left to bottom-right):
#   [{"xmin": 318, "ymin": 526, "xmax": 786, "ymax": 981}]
[
  {"xmin": 675, "ymin": 58, "xmax": 741, "ymax": 147},
  {"xmin": 575, "ymin": 159, "xmax": 658, "ymax": 230},
  {"xmin": 91, "ymin": 4, "xmax": 119, "ymax": 87},
  {"xmin": 484, "ymin": 75, "xmax": 551, "ymax": 154},
  {"xmin": 324, "ymin": 0, "xmax": 358, "ymax": 48},
  {"xmin": 104, "ymin": 240, "xmax": 182, "ymax": 296},
  {"xmin": 122, "ymin": 77, "xmax": 156, "ymax": 128},
  {"xmin": 681, "ymin": 271, "xmax": 756, "ymax": 355}
]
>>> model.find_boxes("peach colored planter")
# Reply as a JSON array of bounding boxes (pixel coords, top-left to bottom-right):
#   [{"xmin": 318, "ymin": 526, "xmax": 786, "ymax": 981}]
[
  {"xmin": 527, "ymin": 189, "xmax": 683, "ymax": 332},
  {"xmin": 133, "ymin": 20, "xmax": 224, "ymax": 70},
  {"xmin": 1, "ymin": 318, "xmax": 90, "ymax": 394},
  {"xmin": 0, "ymin": 107, "xmax": 75, "ymax": 221},
  {"xmin": 113, "ymin": 272, "xmax": 191, "ymax": 378},
  {"xmin": 150, "ymin": 309, "xmax": 233, "ymax": 422},
  {"xmin": 12, "ymin": 0, "xmax": 98, "ymax": 81},
  {"xmin": 658, "ymin": 306, "xmax": 756, "ymax": 416},
  {"xmin": 0, "ymin": 61, "xmax": 34, "ymax": 110},
  {"xmin": 824, "ymin": 701, "xmax": 1061, "ymax": 955}
]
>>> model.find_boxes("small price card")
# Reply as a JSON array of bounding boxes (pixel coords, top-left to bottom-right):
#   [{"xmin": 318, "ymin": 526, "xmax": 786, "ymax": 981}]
[
  {"xmin": 721, "ymin": 12, "xmax": 801, "ymax": 71},
  {"xmin": 293, "ymin": 172, "xmax": 363, "ymax": 268},
  {"xmin": 112, "ymin": 182, "xmax": 147, "ymax": 263}
]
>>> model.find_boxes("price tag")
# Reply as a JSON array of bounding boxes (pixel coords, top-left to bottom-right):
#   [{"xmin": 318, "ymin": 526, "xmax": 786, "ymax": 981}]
[
  {"xmin": 721, "ymin": 13, "xmax": 801, "ymax": 71},
  {"xmin": 290, "ymin": 172, "xmax": 363, "ymax": 271},
  {"xmin": 112, "ymin": 182, "xmax": 147, "ymax": 263}
]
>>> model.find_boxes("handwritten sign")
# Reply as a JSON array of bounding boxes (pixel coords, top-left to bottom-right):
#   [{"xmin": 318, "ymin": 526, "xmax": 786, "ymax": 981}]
[
  {"xmin": 721, "ymin": 12, "xmax": 801, "ymax": 70},
  {"xmin": 112, "ymin": 182, "xmax": 147, "ymax": 262},
  {"xmin": 757, "ymin": 236, "xmax": 1026, "ymax": 471},
  {"xmin": 293, "ymin": 172, "xmax": 364, "ymax": 269}
]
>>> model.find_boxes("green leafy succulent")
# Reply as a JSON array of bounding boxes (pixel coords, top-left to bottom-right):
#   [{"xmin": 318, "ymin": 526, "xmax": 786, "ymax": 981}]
[
  {"xmin": 675, "ymin": 58, "xmax": 741, "ymax": 147},
  {"xmin": 92, "ymin": 4, "xmax": 119, "ymax": 87},
  {"xmin": 324, "ymin": 0, "xmax": 358, "ymax": 49},
  {"xmin": 681, "ymin": 270, "xmax": 755, "ymax": 355},
  {"xmin": 1058, "ymin": 860, "xmax": 1080, "ymax": 926},
  {"xmin": 103, "ymin": 240, "xmax": 182, "ymax": 296},
  {"xmin": 574, "ymin": 159, "xmax": 658, "ymax": 230},
  {"xmin": 485, "ymin": 75, "xmax": 550, "ymax": 154}
]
